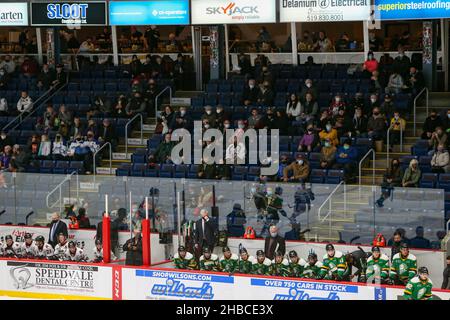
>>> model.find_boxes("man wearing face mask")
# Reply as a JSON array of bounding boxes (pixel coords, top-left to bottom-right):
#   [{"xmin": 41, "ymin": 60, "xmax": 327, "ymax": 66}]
[
  {"xmin": 365, "ymin": 94, "xmax": 381, "ymax": 115},
  {"xmin": 381, "ymin": 94, "xmax": 395, "ymax": 120},
  {"xmin": 257, "ymin": 81, "xmax": 274, "ymax": 107},
  {"xmin": 283, "ymin": 154, "xmax": 310, "ymax": 183},
  {"xmin": 319, "ymin": 122, "xmax": 339, "ymax": 146},
  {"xmin": 421, "ymin": 110, "xmax": 443, "ymax": 139},
  {"xmin": 367, "ymin": 107, "xmax": 387, "ymax": 144},
  {"xmin": 123, "ymin": 228, "xmax": 143, "ymax": 266},
  {"xmin": 48, "ymin": 212, "xmax": 68, "ymax": 248},
  {"xmin": 352, "ymin": 107, "xmax": 368, "ymax": 137},
  {"xmin": 201, "ymin": 105, "xmax": 217, "ymax": 128},
  {"xmin": 0, "ymin": 55, "xmax": 15, "ymax": 74},
  {"xmin": 376, "ymin": 158, "xmax": 403, "ymax": 207},
  {"xmin": 429, "ymin": 126, "xmax": 447, "ymax": 155},
  {"xmin": 126, "ymin": 91, "xmax": 146, "ymax": 117},
  {"xmin": 300, "ymin": 79, "xmax": 318, "ymax": 101},
  {"xmin": 173, "ymin": 107, "xmax": 193, "ymax": 132},
  {"xmin": 392, "ymin": 46, "xmax": 411, "ymax": 78},
  {"xmin": 264, "ymin": 225, "xmax": 286, "ymax": 261},
  {"xmin": 333, "ymin": 138, "xmax": 358, "ymax": 183},
  {"xmin": 151, "ymin": 133, "xmax": 175, "ymax": 164},
  {"xmin": 215, "ymin": 105, "xmax": 230, "ymax": 131},
  {"xmin": 242, "ymin": 79, "xmax": 259, "ymax": 106},
  {"xmin": 194, "ymin": 209, "xmax": 217, "ymax": 256}
]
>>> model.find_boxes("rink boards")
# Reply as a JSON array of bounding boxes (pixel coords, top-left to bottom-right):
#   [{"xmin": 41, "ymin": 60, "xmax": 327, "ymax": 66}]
[{"xmin": 0, "ymin": 258, "xmax": 450, "ymax": 300}]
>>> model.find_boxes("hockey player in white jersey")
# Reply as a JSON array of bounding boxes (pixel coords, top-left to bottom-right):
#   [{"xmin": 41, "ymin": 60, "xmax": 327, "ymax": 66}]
[
  {"xmin": 2, "ymin": 235, "xmax": 21, "ymax": 258},
  {"xmin": 64, "ymin": 241, "xmax": 88, "ymax": 262},
  {"xmin": 19, "ymin": 233, "xmax": 37, "ymax": 258},
  {"xmin": 92, "ymin": 240, "xmax": 117, "ymax": 263},
  {"xmin": 53, "ymin": 233, "xmax": 69, "ymax": 261},
  {"xmin": 33, "ymin": 236, "xmax": 54, "ymax": 259}
]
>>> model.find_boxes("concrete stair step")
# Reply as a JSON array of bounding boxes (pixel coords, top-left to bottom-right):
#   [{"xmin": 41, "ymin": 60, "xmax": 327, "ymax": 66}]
[{"xmin": 360, "ymin": 175, "xmax": 384, "ymax": 185}]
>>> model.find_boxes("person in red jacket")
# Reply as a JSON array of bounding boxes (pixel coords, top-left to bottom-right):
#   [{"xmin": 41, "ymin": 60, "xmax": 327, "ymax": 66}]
[{"xmin": 363, "ymin": 51, "xmax": 379, "ymax": 77}]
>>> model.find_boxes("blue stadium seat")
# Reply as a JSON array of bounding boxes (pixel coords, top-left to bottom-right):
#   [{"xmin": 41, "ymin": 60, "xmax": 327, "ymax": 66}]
[
  {"xmin": 174, "ymin": 164, "xmax": 188, "ymax": 178},
  {"xmin": 310, "ymin": 169, "xmax": 327, "ymax": 184},
  {"xmin": 438, "ymin": 174, "xmax": 450, "ymax": 191},
  {"xmin": 419, "ymin": 173, "xmax": 438, "ymax": 188},
  {"xmin": 325, "ymin": 170, "xmax": 344, "ymax": 184},
  {"xmin": 159, "ymin": 164, "xmax": 173, "ymax": 178},
  {"xmin": 232, "ymin": 166, "xmax": 248, "ymax": 180}
]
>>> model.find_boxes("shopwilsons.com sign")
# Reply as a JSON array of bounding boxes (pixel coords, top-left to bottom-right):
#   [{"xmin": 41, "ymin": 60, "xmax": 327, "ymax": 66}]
[
  {"xmin": 280, "ymin": 0, "xmax": 371, "ymax": 22},
  {"xmin": 0, "ymin": 3, "xmax": 28, "ymax": 26}
]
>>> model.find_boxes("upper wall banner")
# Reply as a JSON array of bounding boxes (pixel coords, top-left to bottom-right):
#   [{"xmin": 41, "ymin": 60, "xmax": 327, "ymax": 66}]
[
  {"xmin": 0, "ymin": 2, "xmax": 28, "ymax": 26},
  {"xmin": 375, "ymin": 0, "xmax": 450, "ymax": 20},
  {"xmin": 31, "ymin": 1, "xmax": 107, "ymax": 26},
  {"xmin": 280, "ymin": 0, "xmax": 371, "ymax": 22},
  {"xmin": 191, "ymin": 0, "xmax": 277, "ymax": 25},
  {"xmin": 109, "ymin": 0, "xmax": 190, "ymax": 25}
]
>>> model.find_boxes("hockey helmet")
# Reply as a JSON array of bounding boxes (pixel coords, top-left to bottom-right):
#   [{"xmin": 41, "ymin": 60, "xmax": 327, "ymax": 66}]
[
  {"xmin": 5, "ymin": 235, "xmax": 12, "ymax": 241},
  {"xmin": 308, "ymin": 249, "xmax": 317, "ymax": 260},
  {"xmin": 275, "ymin": 250, "xmax": 284, "ymax": 257},
  {"xmin": 371, "ymin": 246, "xmax": 381, "ymax": 253},
  {"xmin": 24, "ymin": 233, "xmax": 32, "ymax": 239},
  {"xmin": 203, "ymin": 247, "xmax": 211, "ymax": 254},
  {"xmin": 325, "ymin": 243, "xmax": 335, "ymax": 251},
  {"xmin": 288, "ymin": 250, "xmax": 298, "ymax": 258},
  {"xmin": 239, "ymin": 247, "xmax": 248, "ymax": 254},
  {"xmin": 400, "ymin": 242, "xmax": 409, "ymax": 250},
  {"xmin": 178, "ymin": 245, "xmax": 186, "ymax": 252},
  {"xmin": 418, "ymin": 267, "xmax": 429, "ymax": 275},
  {"xmin": 275, "ymin": 186, "xmax": 283, "ymax": 196},
  {"xmin": 95, "ymin": 239, "xmax": 102, "ymax": 246},
  {"xmin": 222, "ymin": 246, "xmax": 231, "ymax": 253},
  {"xmin": 35, "ymin": 235, "xmax": 45, "ymax": 242},
  {"xmin": 68, "ymin": 241, "xmax": 76, "ymax": 248},
  {"xmin": 256, "ymin": 250, "xmax": 265, "ymax": 257}
]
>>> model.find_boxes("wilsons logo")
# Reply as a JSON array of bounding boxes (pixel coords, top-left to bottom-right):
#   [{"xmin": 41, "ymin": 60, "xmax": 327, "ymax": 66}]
[
  {"xmin": 47, "ymin": 3, "xmax": 89, "ymax": 24},
  {"xmin": 151, "ymin": 279, "xmax": 214, "ymax": 299},
  {"xmin": 274, "ymin": 288, "xmax": 340, "ymax": 300}
]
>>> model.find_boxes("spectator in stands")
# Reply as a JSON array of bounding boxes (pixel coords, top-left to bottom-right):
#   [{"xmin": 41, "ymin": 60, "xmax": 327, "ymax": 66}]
[
  {"xmin": 57, "ymin": 104, "xmax": 73, "ymax": 127},
  {"xmin": 68, "ymin": 134, "xmax": 91, "ymax": 174},
  {"xmin": 236, "ymin": 53, "xmax": 252, "ymax": 76},
  {"xmin": 66, "ymin": 32, "xmax": 80, "ymax": 53},
  {"xmin": 402, "ymin": 158, "xmax": 421, "ymax": 187},
  {"xmin": 201, "ymin": 105, "xmax": 216, "ymax": 128},
  {"xmin": 173, "ymin": 53, "xmax": 186, "ymax": 89},
  {"xmin": 150, "ymin": 133, "xmax": 175, "ymax": 164},
  {"xmin": 367, "ymin": 107, "xmax": 386, "ymax": 142},
  {"xmin": 52, "ymin": 64, "xmax": 67, "ymax": 88},
  {"xmin": 304, "ymin": 56, "xmax": 316, "ymax": 66},
  {"xmin": 264, "ymin": 225, "xmax": 286, "ymax": 260},
  {"xmin": 52, "ymin": 134, "xmax": 67, "ymax": 160},
  {"xmin": 392, "ymin": 46, "xmax": 411, "ymax": 78},
  {"xmin": 275, "ymin": 110, "xmax": 290, "ymax": 136},
  {"xmin": 0, "ymin": 68, "xmax": 9, "ymax": 91},
  {"xmin": 37, "ymin": 64, "xmax": 55, "ymax": 90},
  {"xmin": 261, "ymin": 107, "xmax": 277, "ymax": 130},
  {"xmin": 68, "ymin": 117, "xmax": 84, "ymax": 141},
  {"xmin": 38, "ymin": 134, "xmax": 51, "ymax": 160},
  {"xmin": 198, "ymin": 155, "xmax": 216, "ymax": 179},
  {"xmin": 256, "ymin": 81, "xmax": 274, "ymax": 107},
  {"xmin": 320, "ymin": 139, "xmax": 337, "ymax": 169},
  {"xmin": 0, "ymin": 55, "xmax": 15, "ymax": 74},
  {"xmin": 298, "ymin": 124, "xmax": 319, "ymax": 152},
  {"xmin": 389, "ymin": 230, "xmax": 407, "ymax": 260},
  {"xmin": 370, "ymin": 70, "xmax": 383, "ymax": 93},
  {"xmin": 77, "ymin": 208, "xmax": 91, "ymax": 229},
  {"xmin": 300, "ymin": 79, "xmax": 318, "ymax": 101},
  {"xmin": 442, "ymin": 256, "xmax": 450, "ymax": 289},
  {"xmin": 431, "ymin": 143, "xmax": 450, "ymax": 173},
  {"xmin": 365, "ymin": 93, "xmax": 381, "ymax": 115},
  {"xmin": 429, "ymin": 126, "xmax": 447, "ymax": 155},
  {"xmin": 17, "ymin": 91, "xmax": 33, "ymax": 115},
  {"xmin": 215, "ymin": 105, "xmax": 230, "ymax": 131},
  {"xmin": 381, "ymin": 94, "xmax": 395, "ymax": 119},
  {"xmin": 282, "ymin": 154, "xmax": 310, "ymax": 183},
  {"xmin": 226, "ymin": 203, "xmax": 246, "ymax": 237},
  {"xmin": 388, "ymin": 111, "xmax": 406, "ymax": 152},
  {"xmin": 248, "ymin": 108, "xmax": 263, "ymax": 129},
  {"xmin": 0, "ymin": 131, "xmax": 12, "ymax": 152},
  {"xmin": 376, "ymin": 158, "xmax": 403, "ymax": 207},
  {"xmin": 126, "ymin": 91, "xmax": 146, "ymax": 117},
  {"xmin": 352, "ymin": 107, "xmax": 368, "ymax": 137},
  {"xmin": 256, "ymin": 27, "xmax": 271, "ymax": 48},
  {"xmin": 173, "ymin": 106, "xmax": 193, "ymax": 132},
  {"xmin": 20, "ymin": 56, "xmax": 38, "ymax": 78},
  {"xmin": 328, "ymin": 94, "xmax": 346, "ymax": 117},
  {"xmin": 369, "ymin": 32, "xmax": 382, "ymax": 51},
  {"xmin": 123, "ymin": 227, "xmax": 143, "ymax": 266},
  {"xmin": 27, "ymin": 134, "xmax": 40, "ymax": 161},
  {"xmin": 130, "ymin": 55, "xmax": 142, "ymax": 77},
  {"xmin": 113, "ymin": 95, "xmax": 127, "ymax": 118},
  {"xmin": 298, "ymin": 30, "xmax": 314, "ymax": 52},
  {"xmin": 335, "ymin": 33, "xmax": 350, "ymax": 52},
  {"xmin": 166, "ymin": 33, "xmax": 181, "ymax": 52},
  {"xmin": 242, "ymin": 79, "xmax": 259, "ymax": 106},
  {"xmin": 286, "ymin": 93, "xmax": 302, "ymax": 121},
  {"xmin": 144, "ymin": 25, "xmax": 160, "ymax": 52},
  {"xmin": 84, "ymin": 119, "xmax": 98, "ymax": 138},
  {"xmin": 0, "ymin": 145, "xmax": 12, "ymax": 170},
  {"xmin": 151, "ymin": 56, "xmax": 166, "ymax": 79},
  {"xmin": 333, "ymin": 138, "xmax": 358, "ymax": 183},
  {"xmin": 98, "ymin": 119, "xmax": 117, "ymax": 152},
  {"xmin": 385, "ymin": 69, "xmax": 405, "ymax": 95},
  {"xmin": 405, "ymin": 67, "xmax": 425, "ymax": 94},
  {"xmin": 363, "ymin": 51, "xmax": 378, "ymax": 77},
  {"xmin": 313, "ymin": 31, "xmax": 334, "ymax": 52},
  {"xmin": 409, "ymin": 226, "xmax": 431, "ymax": 249},
  {"xmin": 257, "ymin": 65, "xmax": 273, "ymax": 85},
  {"xmin": 89, "ymin": 96, "xmax": 112, "ymax": 119},
  {"xmin": 317, "ymin": 110, "xmax": 331, "ymax": 131},
  {"xmin": 319, "ymin": 122, "xmax": 339, "ymax": 146},
  {"xmin": 302, "ymin": 92, "xmax": 318, "ymax": 120},
  {"xmin": 12, "ymin": 144, "xmax": 29, "ymax": 171},
  {"xmin": 79, "ymin": 37, "xmax": 95, "ymax": 53},
  {"xmin": 334, "ymin": 108, "xmax": 353, "ymax": 139},
  {"xmin": 421, "ymin": 109, "xmax": 443, "ymax": 139}
]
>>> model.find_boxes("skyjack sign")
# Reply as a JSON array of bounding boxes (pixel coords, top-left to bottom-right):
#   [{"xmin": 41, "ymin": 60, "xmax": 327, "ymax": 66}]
[{"xmin": 192, "ymin": 0, "xmax": 276, "ymax": 24}]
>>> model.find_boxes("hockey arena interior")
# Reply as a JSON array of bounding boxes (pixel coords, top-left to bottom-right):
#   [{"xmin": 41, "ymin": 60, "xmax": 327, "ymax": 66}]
[{"xmin": 0, "ymin": 0, "xmax": 449, "ymax": 301}]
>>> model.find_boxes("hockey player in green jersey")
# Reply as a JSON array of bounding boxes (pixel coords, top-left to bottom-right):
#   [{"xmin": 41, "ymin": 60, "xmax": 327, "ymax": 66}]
[
  {"xmin": 288, "ymin": 250, "xmax": 306, "ymax": 277},
  {"xmin": 238, "ymin": 247, "xmax": 253, "ymax": 274},
  {"xmin": 271, "ymin": 250, "xmax": 290, "ymax": 277},
  {"xmin": 390, "ymin": 243, "xmax": 417, "ymax": 285},
  {"xmin": 301, "ymin": 251, "xmax": 323, "ymax": 279},
  {"xmin": 366, "ymin": 246, "xmax": 391, "ymax": 284},
  {"xmin": 173, "ymin": 245, "xmax": 198, "ymax": 270},
  {"xmin": 319, "ymin": 244, "xmax": 350, "ymax": 281},
  {"xmin": 252, "ymin": 250, "xmax": 272, "ymax": 275},
  {"xmin": 199, "ymin": 247, "xmax": 219, "ymax": 271},
  {"xmin": 404, "ymin": 267, "xmax": 433, "ymax": 300},
  {"xmin": 219, "ymin": 246, "xmax": 238, "ymax": 273}
]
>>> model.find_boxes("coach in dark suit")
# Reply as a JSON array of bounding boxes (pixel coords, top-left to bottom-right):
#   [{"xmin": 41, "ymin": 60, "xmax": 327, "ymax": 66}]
[
  {"xmin": 194, "ymin": 209, "xmax": 217, "ymax": 257},
  {"xmin": 48, "ymin": 212, "xmax": 68, "ymax": 247},
  {"xmin": 264, "ymin": 224, "xmax": 286, "ymax": 260}
]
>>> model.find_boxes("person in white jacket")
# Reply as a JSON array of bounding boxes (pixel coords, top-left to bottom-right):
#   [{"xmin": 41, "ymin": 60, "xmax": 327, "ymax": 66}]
[
  {"xmin": 286, "ymin": 93, "xmax": 302, "ymax": 121},
  {"xmin": 16, "ymin": 91, "xmax": 33, "ymax": 114},
  {"xmin": 431, "ymin": 143, "xmax": 450, "ymax": 173}
]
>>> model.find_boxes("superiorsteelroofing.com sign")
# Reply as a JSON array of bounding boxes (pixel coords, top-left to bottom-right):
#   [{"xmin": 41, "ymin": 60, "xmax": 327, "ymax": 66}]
[
  {"xmin": 0, "ymin": 2, "xmax": 28, "ymax": 26},
  {"xmin": 280, "ymin": 0, "xmax": 371, "ymax": 22}
]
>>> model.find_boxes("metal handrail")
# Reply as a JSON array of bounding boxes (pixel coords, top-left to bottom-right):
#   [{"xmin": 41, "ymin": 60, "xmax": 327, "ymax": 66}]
[
  {"xmin": 413, "ymin": 87, "xmax": 429, "ymax": 136},
  {"xmin": 46, "ymin": 171, "xmax": 79, "ymax": 212},
  {"xmin": 358, "ymin": 148, "xmax": 376, "ymax": 187},
  {"xmin": 386, "ymin": 121, "xmax": 404, "ymax": 166},
  {"xmin": 93, "ymin": 142, "xmax": 112, "ymax": 177},
  {"xmin": 154, "ymin": 86, "xmax": 173, "ymax": 118},
  {"xmin": 318, "ymin": 181, "xmax": 344, "ymax": 222},
  {"xmin": 446, "ymin": 219, "xmax": 450, "ymax": 234},
  {"xmin": 125, "ymin": 113, "xmax": 143, "ymax": 155},
  {"xmin": 2, "ymin": 86, "xmax": 54, "ymax": 132}
]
